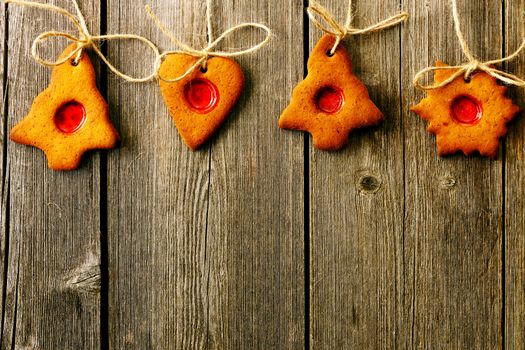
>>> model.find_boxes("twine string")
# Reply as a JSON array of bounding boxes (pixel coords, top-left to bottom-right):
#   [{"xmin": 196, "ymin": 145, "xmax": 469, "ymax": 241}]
[
  {"xmin": 145, "ymin": 1, "xmax": 272, "ymax": 82},
  {"xmin": 307, "ymin": 0, "xmax": 409, "ymax": 55},
  {"xmin": 413, "ymin": 0, "xmax": 525, "ymax": 90},
  {"xmin": 5, "ymin": 0, "xmax": 161, "ymax": 82},
  {"xmin": 201, "ymin": 0, "xmax": 213, "ymax": 70}
]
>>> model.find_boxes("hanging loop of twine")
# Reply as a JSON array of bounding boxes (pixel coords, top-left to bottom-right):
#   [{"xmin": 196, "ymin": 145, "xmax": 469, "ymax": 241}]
[
  {"xmin": 413, "ymin": 0, "xmax": 525, "ymax": 90},
  {"xmin": 5, "ymin": 0, "xmax": 161, "ymax": 82},
  {"xmin": 145, "ymin": 2, "xmax": 272, "ymax": 83},
  {"xmin": 307, "ymin": 0, "xmax": 409, "ymax": 55}
]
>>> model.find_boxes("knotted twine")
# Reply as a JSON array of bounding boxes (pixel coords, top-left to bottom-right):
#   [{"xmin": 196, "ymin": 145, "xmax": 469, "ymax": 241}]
[
  {"xmin": 413, "ymin": 0, "xmax": 525, "ymax": 90},
  {"xmin": 307, "ymin": 0, "xmax": 409, "ymax": 56},
  {"xmin": 145, "ymin": 0, "xmax": 272, "ymax": 82},
  {"xmin": 5, "ymin": 0, "xmax": 160, "ymax": 82}
]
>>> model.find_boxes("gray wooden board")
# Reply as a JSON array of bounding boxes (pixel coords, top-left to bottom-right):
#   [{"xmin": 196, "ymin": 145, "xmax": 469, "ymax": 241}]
[
  {"xmin": 505, "ymin": 0, "xmax": 525, "ymax": 348},
  {"xmin": 308, "ymin": 0, "xmax": 405, "ymax": 348},
  {"xmin": 206, "ymin": 0, "xmax": 304, "ymax": 348},
  {"xmin": 403, "ymin": 0, "xmax": 503, "ymax": 348},
  {"xmin": 0, "ymin": 2, "xmax": 6, "ymax": 347},
  {"xmin": 3, "ymin": 0, "xmax": 102, "ymax": 349},
  {"xmin": 107, "ymin": 0, "xmax": 304, "ymax": 348},
  {"xmin": 107, "ymin": 1, "xmax": 212, "ymax": 348}
]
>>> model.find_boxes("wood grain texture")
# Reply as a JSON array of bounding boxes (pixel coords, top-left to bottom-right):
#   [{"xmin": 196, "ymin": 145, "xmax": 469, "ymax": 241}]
[
  {"xmin": 0, "ymin": 2, "xmax": 6, "ymax": 346},
  {"xmin": 107, "ymin": 0, "xmax": 304, "ymax": 348},
  {"xmin": 1, "ymin": 0, "xmax": 524, "ymax": 348},
  {"xmin": 504, "ymin": 0, "xmax": 525, "ymax": 348},
  {"xmin": 3, "ymin": 0, "xmax": 102, "ymax": 349},
  {"xmin": 308, "ymin": 0, "xmax": 405, "ymax": 348},
  {"xmin": 206, "ymin": 0, "xmax": 304, "ymax": 348},
  {"xmin": 402, "ymin": 0, "xmax": 503, "ymax": 348},
  {"xmin": 107, "ymin": 1, "xmax": 211, "ymax": 348}
]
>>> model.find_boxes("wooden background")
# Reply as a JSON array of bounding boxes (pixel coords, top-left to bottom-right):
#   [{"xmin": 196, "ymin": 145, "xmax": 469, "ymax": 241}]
[{"xmin": 1, "ymin": 0, "xmax": 524, "ymax": 348}]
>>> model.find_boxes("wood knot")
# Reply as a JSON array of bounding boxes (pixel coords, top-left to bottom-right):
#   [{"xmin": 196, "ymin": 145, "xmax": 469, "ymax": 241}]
[
  {"xmin": 66, "ymin": 264, "xmax": 100, "ymax": 294},
  {"xmin": 356, "ymin": 172, "xmax": 381, "ymax": 195},
  {"xmin": 439, "ymin": 174, "xmax": 457, "ymax": 190},
  {"xmin": 65, "ymin": 253, "xmax": 100, "ymax": 294}
]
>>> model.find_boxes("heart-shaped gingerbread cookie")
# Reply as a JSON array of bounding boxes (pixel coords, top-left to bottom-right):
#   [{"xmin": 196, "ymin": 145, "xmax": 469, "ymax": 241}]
[{"xmin": 159, "ymin": 54, "xmax": 245, "ymax": 150}]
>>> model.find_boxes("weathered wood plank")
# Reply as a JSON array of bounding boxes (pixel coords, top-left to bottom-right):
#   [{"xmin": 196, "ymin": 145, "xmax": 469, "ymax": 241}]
[
  {"xmin": 107, "ymin": 0, "xmax": 304, "ymax": 348},
  {"xmin": 403, "ymin": 0, "xmax": 503, "ymax": 348},
  {"xmin": 0, "ymin": 2, "xmax": 7, "ymax": 346},
  {"xmin": 504, "ymin": 0, "xmax": 525, "ymax": 348},
  {"xmin": 106, "ymin": 2, "xmax": 211, "ymax": 348},
  {"xmin": 309, "ymin": 0, "xmax": 405, "ymax": 348},
  {"xmin": 107, "ymin": 1, "xmax": 212, "ymax": 348},
  {"xmin": 206, "ymin": 0, "xmax": 304, "ymax": 348},
  {"xmin": 3, "ymin": 0, "xmax": 102, "ymax": 349}
]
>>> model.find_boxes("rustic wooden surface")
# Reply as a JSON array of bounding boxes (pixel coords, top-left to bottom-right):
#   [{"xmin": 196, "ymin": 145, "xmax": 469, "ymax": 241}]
[
  {"xmin": 3, "ymin": 1, "xmax": 102, "ymax": 349},
  {"xmin": 505, "ymin": 0, "xmax": 525, "ymax": 348},
  {"xmin": 309, "ymin": 0, "xmax": 405, "ymax": 348},
  {"xmin": 1, "ymin": 0, "xmax": 524, "ymax": 349},
  {"xmin": 403, "ymin": 0, "xmax": 504, "ymax": 348},
  {"xmin": 106, "ymin": 0, "xmax": 303, "ymax": 349}
]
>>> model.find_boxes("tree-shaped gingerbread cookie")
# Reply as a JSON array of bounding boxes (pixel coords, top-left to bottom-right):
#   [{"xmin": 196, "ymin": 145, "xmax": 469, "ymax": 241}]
[
  {"xmin": 278, "ymin": 1, "xmax": 407, "ymax": 151},
  {"xmin": 10, "ymin": 44, "xmax": 119, "ymax": 170},
  {"xmin": 279, "ymin": 34, "xmax": 383, "ymax": 151}
]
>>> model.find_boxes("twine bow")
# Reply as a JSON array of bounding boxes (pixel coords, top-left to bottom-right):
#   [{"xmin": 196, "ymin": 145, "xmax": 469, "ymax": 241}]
[
  {"xmin": 145, "ymin": 0, "xmax": 272, "ymax": 83},
  {"xmin": 5, "ymin": 0, "xmax": 161, "ymax": 82},
  {"xmin": 413, "ymin": 0, "xmax": 525, "ymax": 90},
  {"xmin": 307, "ymin": 0, "xmax": 409, "ymax": 55}
]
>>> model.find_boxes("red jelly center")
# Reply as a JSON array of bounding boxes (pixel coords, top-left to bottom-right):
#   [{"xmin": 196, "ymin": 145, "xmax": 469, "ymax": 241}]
[
  {"xmin": 184, "ymin": 79, "xmax": 219, "ymax": 113},
  {"xmin": 451, "ymin": 95, "xmax": 482, "ymax": 125},
  {"xmin": 54, "ymin": 101, "xmax": 86, "ymax": 134},
  {"xmin": 316, "ymin": 86, "xmax": 344, "ymax": 114}
]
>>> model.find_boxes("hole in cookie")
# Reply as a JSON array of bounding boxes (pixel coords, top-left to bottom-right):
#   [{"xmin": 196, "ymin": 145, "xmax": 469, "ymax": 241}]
[
  {"xmin": 200, "ymin": 66, "xmax": 208, "ymax": 73},
  {"xmin": 451, "ymin": 94, "xmax": 482, "ymax": 125},
  {"xmin": 54, "ymin": 101, "xmax": 86, "ymax": 134},
  {"xmin": 315, "ymin": 86, "xmax": 344, "ymax": 114},
  {"xmin": 70, "ymin": 59, "xmax": 79, "ymax": 66},
  {"xmin": 326, "ymin": 50, "xmax": 335, "ymax": 57},
  {"xmin": 184, "ymin": 78, "xmax": 219, "ymax": 113}
]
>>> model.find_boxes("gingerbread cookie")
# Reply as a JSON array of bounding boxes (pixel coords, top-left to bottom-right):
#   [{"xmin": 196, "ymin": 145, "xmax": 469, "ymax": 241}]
[
  {"xmin": 159, "ymin": 54, "xmax": 245, "ymax": 150},
  {"xmin": 278, "ymin": 34, "xmax": 383, "ymax": 151},
  {"xmin": 412, "ymin": 61, "xmax": 521, "ymax": 158},
  {"xmin": 10, "ymin": 44, "xmax": 119, "ymax": 171}
]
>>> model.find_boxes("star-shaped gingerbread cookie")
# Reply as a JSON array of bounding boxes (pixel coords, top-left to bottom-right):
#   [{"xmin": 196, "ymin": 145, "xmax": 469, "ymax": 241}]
[
  {"xmin": 10, "ymin": 44, "xmax": 119, "ymax": 170},
  {"xmin": 412, "ymin": 61, "xmax": 521, "ymax": 158},
  {"xmin": 278, "ymin": 34, "xmax": 383, "ymax": 151}
]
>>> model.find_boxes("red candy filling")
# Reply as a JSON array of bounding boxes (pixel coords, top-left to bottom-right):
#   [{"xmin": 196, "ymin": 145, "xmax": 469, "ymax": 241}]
[
  {"xmin": 184, "ymin": 79, "xmax": 219, "ymax": 113},
  {"xmin": 54, "ymin": 101, "xmax": 86, "ymax": 134},
  {"xmin": 451, "ymin": 95, "xmax": 482, "ymax": 125},
  {"xmin": 316, "ymin": 86, "xmax": 344, "ymax": 114}
]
